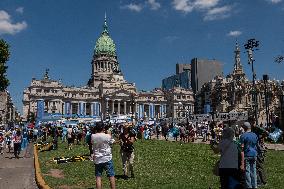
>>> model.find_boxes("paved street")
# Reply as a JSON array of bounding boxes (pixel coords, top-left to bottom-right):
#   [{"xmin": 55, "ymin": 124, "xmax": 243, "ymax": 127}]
[{"xmin": 0, "ymin": 143, "xmax": 38, "ymax": 189}]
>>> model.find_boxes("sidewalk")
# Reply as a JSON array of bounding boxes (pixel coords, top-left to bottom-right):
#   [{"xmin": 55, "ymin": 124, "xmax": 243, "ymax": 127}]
[
  {"xmin": 0, "ymin": 143, "xmax": 38, "ymax": 189},
  {"xmin": 265, "ymin": 143, "xmax": 284, "ymax": 151}
]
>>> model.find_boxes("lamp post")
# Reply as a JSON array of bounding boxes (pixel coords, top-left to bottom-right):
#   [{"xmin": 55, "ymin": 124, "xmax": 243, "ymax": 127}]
[
  {"xmin": 263, "ymin": 75, "xmax": 270, "ymax": 127},
  {"xmin": 99, "ymin": 78, "xmax": 104, "ymax": 121},
  {"xmin": 245, "ymin": 39, "xmax": 259, "ymax": 125},
  {"xmin": 280, "ymin": 83, "xmax": 284, "ymax": 130}
]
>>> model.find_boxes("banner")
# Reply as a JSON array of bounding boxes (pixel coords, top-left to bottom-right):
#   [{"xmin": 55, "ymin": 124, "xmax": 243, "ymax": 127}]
[
  {"xmin": 65, "ymin": 102, "xmax": 71, "ymax": 115},
  {"xmin": 92, "ymin": 102, "xmax": 100, "ymax": 116},
  {"xmin": 188, "ymin": 114, "xmax": 212, "ymax": 122},
  {"xmin": 36, "ymin": 99, "xmax": 44, "ymax": 120},
  {"xmin": 213, "ymin": 112, "xmax": 248, "ymax": 121},
  {"xmin": 138, "ymin": 104, "xmax": 144, "ymax": 119},
  {"xmin": 149, "ymin": 103, "xmax": 155, "ymax": 119}
]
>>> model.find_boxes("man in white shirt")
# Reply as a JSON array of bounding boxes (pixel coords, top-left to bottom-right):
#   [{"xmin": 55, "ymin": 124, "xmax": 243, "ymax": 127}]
[{"xmin": 91, "ymin": 122, "xmax": 116, "ymax": 189}]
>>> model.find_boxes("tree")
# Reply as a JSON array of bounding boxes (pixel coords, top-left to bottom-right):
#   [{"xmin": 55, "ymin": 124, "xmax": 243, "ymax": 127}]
[{"xmin": 0, "ymin": 39, "xmax": 10, "ymax": 91}]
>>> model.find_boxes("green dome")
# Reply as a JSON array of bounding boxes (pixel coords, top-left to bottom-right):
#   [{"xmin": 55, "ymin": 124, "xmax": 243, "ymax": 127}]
[{"xmin": 95, "ymin": 18, "xmax": 116, "ymax": 57}]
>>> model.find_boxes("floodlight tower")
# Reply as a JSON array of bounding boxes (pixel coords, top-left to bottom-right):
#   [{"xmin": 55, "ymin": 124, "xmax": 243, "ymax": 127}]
[{"xmin": 244, "ymin": 39, "xmax": 259, "ymax": 125}]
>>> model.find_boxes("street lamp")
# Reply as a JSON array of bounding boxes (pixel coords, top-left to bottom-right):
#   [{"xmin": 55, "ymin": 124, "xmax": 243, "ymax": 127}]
[
  {"xmin": 280, "ymin": 83, "xmax": 284, "ymax": 130},
  {"xmin": 263, "ymin": 75, "xmax": 270, "ymax": 127},
  {"xmin": 245, "ymin": 39, "xmax": 259, "ymax": 125}
]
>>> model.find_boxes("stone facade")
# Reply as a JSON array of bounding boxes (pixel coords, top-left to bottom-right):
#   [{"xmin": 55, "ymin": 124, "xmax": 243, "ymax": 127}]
[
  {"xmin": 23, "ymin": 16, "xmax": 194, "ymax": 120},
  {"xmin": 0, "ymin": 91, "xmax": 16, "ymax": 124},
  {"xmin": 197, "ymin": 42, "xmax": 284, "ymax": 126}
]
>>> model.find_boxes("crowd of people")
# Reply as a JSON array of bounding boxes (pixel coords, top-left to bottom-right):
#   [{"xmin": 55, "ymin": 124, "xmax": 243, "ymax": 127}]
[
  {"xmin": 1, "ymin": 115, "xmax": 282, "ymax": 189},
  {"xmin": 0, "ymin": 125, "xmax": 29, "ymax": 158},
  {"xmin": 211, "ymin": 117, "xmax": 270, "ymax": 189}
]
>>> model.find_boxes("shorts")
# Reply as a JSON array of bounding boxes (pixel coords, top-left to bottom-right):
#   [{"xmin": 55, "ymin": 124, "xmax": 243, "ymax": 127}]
[{"xmin": 95, "ymin": 160, "xmax": 115, "ymax": 177}]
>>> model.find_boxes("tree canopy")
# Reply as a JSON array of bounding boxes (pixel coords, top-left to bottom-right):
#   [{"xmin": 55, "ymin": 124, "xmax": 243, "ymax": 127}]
[{"xmin": 0, "ymin": 39, "xmax": 10, "ymax": 91}]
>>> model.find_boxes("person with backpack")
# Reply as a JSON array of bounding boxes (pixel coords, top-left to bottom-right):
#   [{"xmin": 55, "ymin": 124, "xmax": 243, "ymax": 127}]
[{"xmin": 119, "ymin": 124, "xmax": 136, "ymax": 179}]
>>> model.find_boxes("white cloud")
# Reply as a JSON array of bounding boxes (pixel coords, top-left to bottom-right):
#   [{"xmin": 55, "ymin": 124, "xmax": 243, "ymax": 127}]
[
  {"xmin": 227, "ymin": 30, "xmax": 242, "ymax": 37},
  {"xmin": 172, "ymin": 0, "xmax": 220, "ymax": 13},
  {"xmin": 267, "ymin": 0, "xmax": 282, "ymax": 4},
  {"xmin": 172, "ymin": 0, "xmax": 194, "ymax": 13},
  {"xmin": 121, "ymin": 3, "xmax": 143, "ymax": 12},
  {"xmin": 0, "ymin": 10, "xmax": 27, "ymax": 35},
  {"xmin": 16, "ymin": 7, "xmax": 24, "ymax": 14},
  {"xmin": 147, "ymin": 0, "xmax": 161, "ymax": 10},
  {"xmin": 203, "ymin": 5, "xmax": 232, "ymax": 21},
  {"xmin": 0, "ymin": 11, "xmax": 10, "ymax": 20},
  {"xmin": 193, "ymin": 0, "xmax": 220, "ymax": 9}
]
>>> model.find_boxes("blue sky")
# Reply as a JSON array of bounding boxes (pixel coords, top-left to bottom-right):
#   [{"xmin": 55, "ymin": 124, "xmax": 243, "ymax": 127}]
[{"xmin": 1, "ymin": 0, "xmax": 284, "ymax": 113}]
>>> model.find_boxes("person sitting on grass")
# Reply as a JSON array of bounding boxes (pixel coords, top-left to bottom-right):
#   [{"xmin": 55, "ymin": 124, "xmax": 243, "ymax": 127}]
[{"xmin": 91, "ymin": 122, "xmax": 116, "ymax": 189}]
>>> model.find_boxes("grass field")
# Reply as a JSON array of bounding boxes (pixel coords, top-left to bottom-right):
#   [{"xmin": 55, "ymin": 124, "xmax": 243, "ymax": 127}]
[{"xmin": 38, "ymin": 139, "xmax": 284, "ymax": 189}]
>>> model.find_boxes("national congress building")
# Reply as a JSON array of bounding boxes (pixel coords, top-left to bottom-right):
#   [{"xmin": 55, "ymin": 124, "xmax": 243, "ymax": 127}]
[{"xmin": 23, "ymin": 17, "xmax": 195, "ymax": 120}]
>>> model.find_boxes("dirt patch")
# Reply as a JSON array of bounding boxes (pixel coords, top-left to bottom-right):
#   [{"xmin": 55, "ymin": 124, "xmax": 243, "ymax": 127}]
[{"xmin": 45, "ymin": 169, "xmax": 65, "ymax": 179}]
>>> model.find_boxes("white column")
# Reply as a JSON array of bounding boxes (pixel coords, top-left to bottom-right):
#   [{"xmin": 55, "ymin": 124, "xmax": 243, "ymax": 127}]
[
  {"xmin": 130, "ymin": 103, "xmax": 132, "ymax": 114},
  {"xmin": 70, "ymin": 102, "xmax": 73, "ymax": 115},
  {"xmin": 77, "ymin": 102, "xmax": 80, "ymax": 114},
  {"xmin": 124, "ymin": 101, "xmax": 127, "ymax": 115},
  {"xmin": 112, "ymin": 100, "xmax": 115, "ymax": 114},
  {"xmin": 118, "ymin": 101, "xmax": 121, "ymax": 115}
]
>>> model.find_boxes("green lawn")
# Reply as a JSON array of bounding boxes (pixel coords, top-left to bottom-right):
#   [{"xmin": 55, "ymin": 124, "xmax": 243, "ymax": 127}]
[{"xmin": 38, "ymin": 140, "xmax": 284, "ymax": 189}]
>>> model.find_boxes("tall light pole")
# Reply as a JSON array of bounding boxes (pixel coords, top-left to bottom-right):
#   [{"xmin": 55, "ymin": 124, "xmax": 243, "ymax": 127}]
[
  {"xmin": 280, "ymin": 83, "xmax": 284, "ymax": 130},
  {"xmin": 244, "ymin": 39, "xmax": 259, "ymax": 125},
  {"xmin": 263, "ymin": 75, "xmax": 270, "ymax": 127}
]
